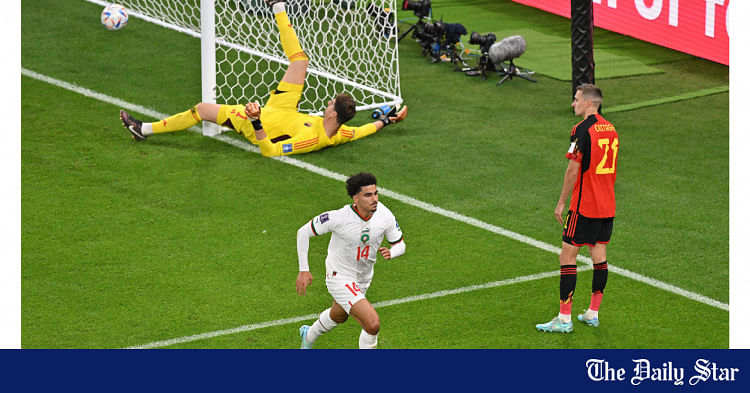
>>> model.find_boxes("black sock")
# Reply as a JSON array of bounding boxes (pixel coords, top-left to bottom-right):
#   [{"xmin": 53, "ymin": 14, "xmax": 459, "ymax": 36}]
[
  {"xmin": 559, "ymin": 264, "xmax": 577, "ymax": 314},
  {"xmin": 592, "ymin": 261, "xmax": 608, "ymax": 294}
]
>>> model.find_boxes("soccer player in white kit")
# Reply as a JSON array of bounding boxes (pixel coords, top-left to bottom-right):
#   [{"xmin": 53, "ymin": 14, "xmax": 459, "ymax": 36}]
[{"xmin": 296, "ymin": 173, "xmax": 405, "ymax": 349}]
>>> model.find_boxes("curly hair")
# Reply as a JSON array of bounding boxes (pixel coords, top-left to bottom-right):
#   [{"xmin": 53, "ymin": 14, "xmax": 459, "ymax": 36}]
[{"xmin": 346, "ymin": 172, "xmax": 377, "ymax": 197}]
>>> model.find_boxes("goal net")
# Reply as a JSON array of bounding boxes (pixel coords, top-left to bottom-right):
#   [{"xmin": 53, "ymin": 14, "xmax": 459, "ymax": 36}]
[{"xmin": 86, "ymin": 0, "xmax": 402, "ymax": 135}]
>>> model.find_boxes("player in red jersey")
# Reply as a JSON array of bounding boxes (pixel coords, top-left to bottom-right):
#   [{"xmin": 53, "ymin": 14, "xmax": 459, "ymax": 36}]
[{"xmin": 537, "ymin": 84, "xmax": 619, "ymax": 333}]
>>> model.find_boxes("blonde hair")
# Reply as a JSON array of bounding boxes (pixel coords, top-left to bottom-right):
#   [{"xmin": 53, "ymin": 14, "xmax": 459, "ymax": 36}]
[{"xmin": 577, "ymin": 83, "xmax": 602, "ymax": 107}]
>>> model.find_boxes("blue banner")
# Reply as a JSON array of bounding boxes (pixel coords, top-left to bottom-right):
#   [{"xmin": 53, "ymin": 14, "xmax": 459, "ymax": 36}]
[{"xmin": 0, "ymin": 349, "xmax": 748, "ymax": 391}]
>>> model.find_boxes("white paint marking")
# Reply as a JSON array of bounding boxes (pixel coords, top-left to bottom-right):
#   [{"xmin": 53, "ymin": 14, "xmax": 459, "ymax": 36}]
[
  {"xmin": 21, "ymin": 68, "xmax": 729, "ymax": 349},
  {"xmin": 126, "ymin": 268, "xmax": 573, "ymax": 349},
  {"xmin": 371, "ymin": 268, "xmax": 570, "ymax": 308},
  {"xmin": 127, "ymin": 313, "xmax": 319, "ymax": 349}
]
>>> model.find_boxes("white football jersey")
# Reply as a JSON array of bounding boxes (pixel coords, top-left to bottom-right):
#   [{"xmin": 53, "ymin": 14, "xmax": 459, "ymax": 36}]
[{"xmin": 309, "ymin": 202, "xmax": 403, "ymax": 281}]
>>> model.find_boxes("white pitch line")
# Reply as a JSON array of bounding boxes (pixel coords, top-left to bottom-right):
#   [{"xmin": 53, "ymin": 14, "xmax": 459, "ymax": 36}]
[
  {"xmin": 371, "ymin": 267, "xmax": 572, "ymax": 308},
  {"xmin": 21, "ymin": 68, "xmax": 729, "ymax": 348},
  {"xmin": 214, "ymin": 130, "xmax": 729, "ymax": 312},
  {"xmin": 126, "ymin": 268, "xmax": 572, "ymax": 349},
  {"xmin": 126, "ymin": 313, "xmax": 319, "ymax": 349}
]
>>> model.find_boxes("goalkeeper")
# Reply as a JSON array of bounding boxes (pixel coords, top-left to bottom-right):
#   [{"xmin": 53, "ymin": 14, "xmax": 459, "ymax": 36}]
[{"xmin": 119, "ymin": 0, "xmax": 408, "ymax": 157}]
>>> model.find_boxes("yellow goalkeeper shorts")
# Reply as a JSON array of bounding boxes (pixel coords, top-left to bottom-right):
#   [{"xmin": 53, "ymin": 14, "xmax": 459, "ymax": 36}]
[
  {"xmin": 260, "ymin": 81, "xmax": 305, "ymax": 138},
  {"xmin": 217, "ymin": 81, "xmax": 305, "ymax": 143},
  {"xmin": 216, "ymin": 104, "xmax": 258, "ymax": 142}
]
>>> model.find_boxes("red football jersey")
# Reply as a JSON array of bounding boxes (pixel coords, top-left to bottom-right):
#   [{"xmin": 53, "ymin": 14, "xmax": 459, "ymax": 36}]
[{"xmin": 565, "ymin": 114, "xmax": 618, "ymax": 218}]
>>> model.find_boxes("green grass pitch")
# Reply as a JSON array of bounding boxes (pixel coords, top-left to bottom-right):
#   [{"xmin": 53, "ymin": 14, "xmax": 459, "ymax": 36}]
[{"xmin": 21, "ymin": 0, "xmax": 728, "ymax": 348}]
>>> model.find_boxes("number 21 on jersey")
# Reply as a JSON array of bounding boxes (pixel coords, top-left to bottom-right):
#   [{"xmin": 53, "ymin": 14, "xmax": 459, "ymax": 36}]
[
  {"xmin": 357, "ymin": 245, "xmax": 370, "ymax": 261},
  {"xmin": 596, "ymin": 137, "xmax": 619, "ymax": 175}
]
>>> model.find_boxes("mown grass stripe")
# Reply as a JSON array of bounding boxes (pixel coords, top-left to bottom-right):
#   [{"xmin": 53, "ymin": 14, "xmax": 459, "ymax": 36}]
[
  {"xmin": 126, "ymin": 268, "xmax": 571, "ymax": 348},
  {"xmin": 20, "ymin": 68, "xmax": 729, "ymax": 350},
  {"xmin": 22, "ymin": 66, "xmax": 728, "ymax": 311},
  {"xmin": 603, "ymin": 85, "xmax": 729, "ymax": 114}
]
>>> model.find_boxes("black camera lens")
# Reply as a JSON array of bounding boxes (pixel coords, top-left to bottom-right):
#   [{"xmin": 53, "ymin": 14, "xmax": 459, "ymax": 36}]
[
  {"xmin": 402, "ymin": 0, "xmax": 431, "ymax": 19},
  {"xmin": 422, "ymin": 21, "xmax": 443, "ymax": 36},
  {"xmin": 469, "ymin": 32, "xmax": 497, "ymax": 52}
]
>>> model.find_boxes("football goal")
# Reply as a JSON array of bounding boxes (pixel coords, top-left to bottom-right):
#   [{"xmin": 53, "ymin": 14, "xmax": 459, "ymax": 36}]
[{"xmin": 86, "ymin": 0, "xmax": 403, "ymax": 135}]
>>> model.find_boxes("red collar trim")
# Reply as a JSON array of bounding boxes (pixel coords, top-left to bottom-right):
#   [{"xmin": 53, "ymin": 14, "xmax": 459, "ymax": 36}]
[{"xmin": 350, "ymin": 204, "xmax": 372, "ymax": 221}]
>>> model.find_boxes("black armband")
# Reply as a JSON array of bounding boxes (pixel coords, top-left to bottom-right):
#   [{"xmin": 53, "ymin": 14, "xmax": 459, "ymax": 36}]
[{"xmin": 251, "ymin": 119, "xmax": 263, "ymax": 130}]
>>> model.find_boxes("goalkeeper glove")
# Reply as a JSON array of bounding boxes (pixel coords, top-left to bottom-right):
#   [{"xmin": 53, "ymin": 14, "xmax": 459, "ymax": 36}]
[{"xmin": 371, "ymin": 105, "xmax": 399, "ymax": 126}]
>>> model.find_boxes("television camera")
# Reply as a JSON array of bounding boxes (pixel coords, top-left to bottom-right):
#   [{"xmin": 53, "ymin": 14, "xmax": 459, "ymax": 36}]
[
  {"xmin": 412, "ymin": 21, "xmax": 468, "ymax": 67},
  {"xmin": 397, "ymin": 0, "xmax": 431, "ymax": 42},
  {"xmin": 402, "ymin": 0, "xmax": 431, "ymax": 19},
  {"xmin": 464, "ymin": 32, "xmax": 497, "ymax": 78}
]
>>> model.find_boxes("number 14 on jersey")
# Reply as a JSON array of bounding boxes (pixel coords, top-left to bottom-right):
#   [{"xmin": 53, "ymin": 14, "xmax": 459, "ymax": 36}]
[{"xmin": 357, "ymin": 245, "xmax": 370, "ymax": 261}]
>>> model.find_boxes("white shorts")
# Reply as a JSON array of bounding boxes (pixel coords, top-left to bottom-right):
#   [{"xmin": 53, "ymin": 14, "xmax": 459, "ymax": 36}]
[{"xmin": 325, "ymin": 273, "xmax": 371, "ymax": 314}]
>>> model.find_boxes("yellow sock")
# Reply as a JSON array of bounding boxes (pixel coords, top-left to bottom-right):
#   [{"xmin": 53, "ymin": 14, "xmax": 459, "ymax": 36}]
[
  {"xmin": 151, "ymin": 106, "xmax": 202, "ymax": 134},
  {"xmin": 274, "ymin": 11, "xmax": 308, "ymax": 63}
]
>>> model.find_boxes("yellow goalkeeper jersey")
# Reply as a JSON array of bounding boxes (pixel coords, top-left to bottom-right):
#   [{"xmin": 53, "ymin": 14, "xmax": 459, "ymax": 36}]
[
  {"xmin": 256, "ymin": 113, "xmax": 377, "ymax": 157},
  {"xmin": 217, "ymin": 80, "xmax": 379, "ymax": 157}
]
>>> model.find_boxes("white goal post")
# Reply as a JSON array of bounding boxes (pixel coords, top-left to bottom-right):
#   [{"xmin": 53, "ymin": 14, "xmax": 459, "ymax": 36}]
[{"xmin": 86, "ymin": 0, "xmax": 403, "ymax": 136}]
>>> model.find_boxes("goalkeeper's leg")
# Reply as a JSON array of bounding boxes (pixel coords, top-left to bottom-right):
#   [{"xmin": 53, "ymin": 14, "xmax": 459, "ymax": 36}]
[
  {"xmin": 268, "ymin": 1, "xmax": 309, "ymax": 86},
  {"xmin": 136, "ymin": 103, "xmax": 220, "ymax": 136}
]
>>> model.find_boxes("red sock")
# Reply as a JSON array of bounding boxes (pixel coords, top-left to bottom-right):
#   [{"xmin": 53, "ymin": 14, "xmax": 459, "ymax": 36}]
[
  {"xmin": 560, "ymin": 299, "xmax": 573, "ymax": 315},
  {"xmin": 589, "ymin": 291, "xmax": 603, "ymax": 311}
]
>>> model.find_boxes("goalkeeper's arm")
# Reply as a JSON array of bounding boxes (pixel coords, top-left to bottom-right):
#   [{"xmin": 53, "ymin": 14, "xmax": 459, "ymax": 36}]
[{"xmin": 333, "ymin": 105, "xmax": 409, "ymax": 145}]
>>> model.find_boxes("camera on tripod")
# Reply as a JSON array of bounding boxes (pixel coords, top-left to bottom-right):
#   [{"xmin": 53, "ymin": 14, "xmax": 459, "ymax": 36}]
[
  {"xmin": 397, "ymin": 0, "xmax": 536, "ymax": 88},
  {"xmin": 412, "ymin": 20, "xmax": 442, "ymax": 42},
  {"xmin": 463, "ymin": 31, "xmax": 497, "ymax": 77},
  {"xmin": 411, "ymin": 20, "xmax": 442, "ymax": 60},
  {"xmin": 402, "ymin": 0, "xmax": 431, "ymax": 19},
  {"xmin": 413, "ymin": 21, "xmax": 468, "ymax": 65},
  {"xmin": 397, "ymin": 0, "xmax": 435, "ymax": 44},
  {"xmin": 412, "ymin": 20, "xmax": 442, "ymax": 47},
  {"xmin": 468, "ymin": 32, "xmax": 496, "ymax": 54}
]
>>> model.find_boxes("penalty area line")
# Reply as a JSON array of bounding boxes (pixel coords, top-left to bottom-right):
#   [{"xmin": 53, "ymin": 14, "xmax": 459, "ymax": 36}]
[
  {"xmin": 126, "ymin": 268, "xmax": 573, "ymax": 348},
  {"xmin": 214, "ymin": 129, "xmax": 729, "ymax": 312},
  {"xmin": 21, "ymin": 68, "xmax": 728, "ymax": 346}
]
